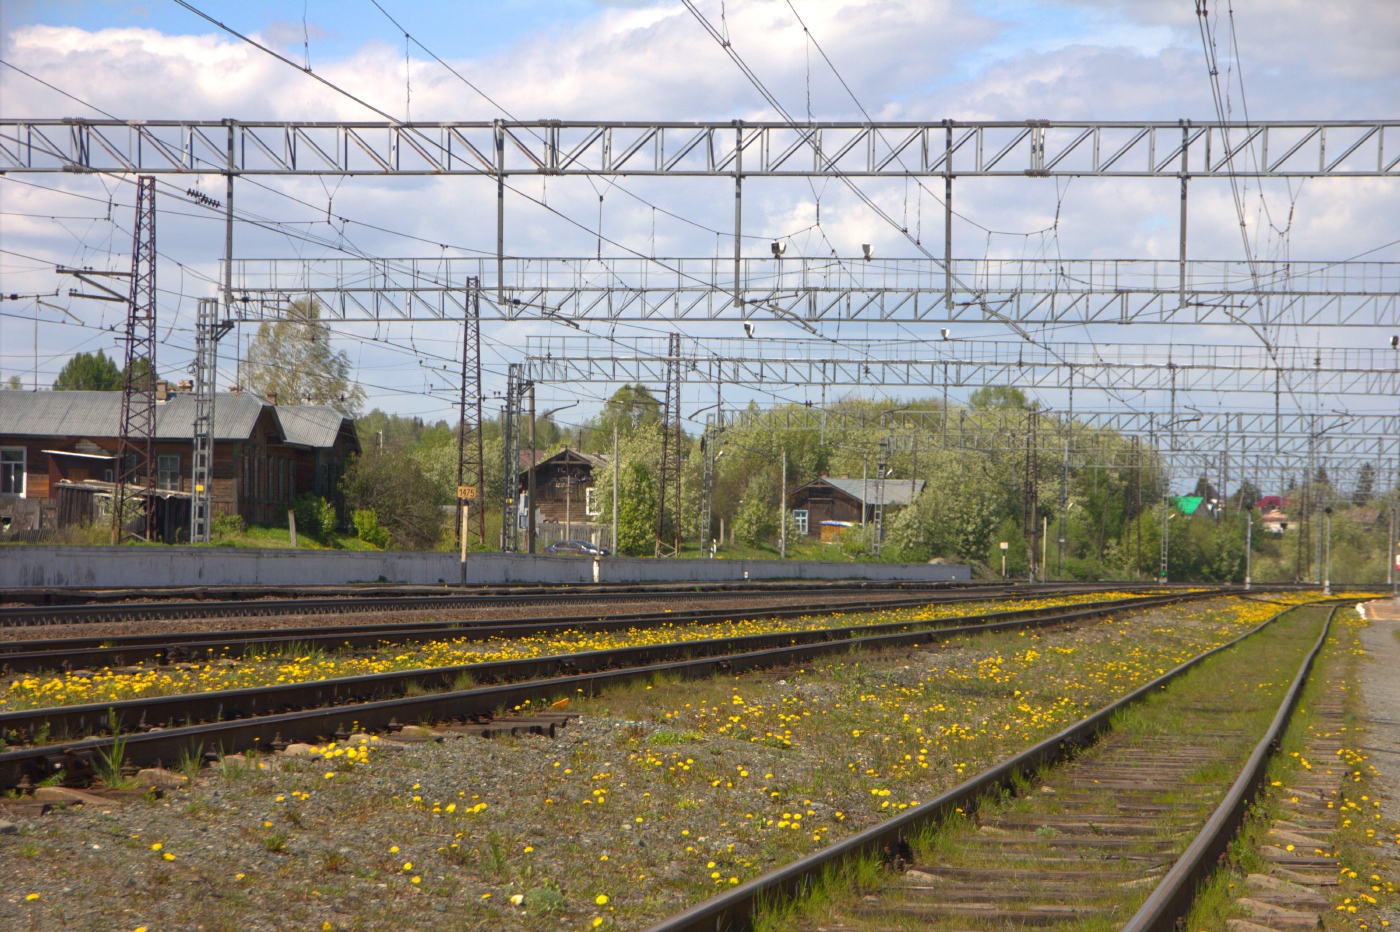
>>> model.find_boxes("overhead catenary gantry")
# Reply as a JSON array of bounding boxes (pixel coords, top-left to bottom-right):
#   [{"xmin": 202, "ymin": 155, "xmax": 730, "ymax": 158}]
[
  {"xmin": 6, "ymin": 119, "xmax": 1397, "ymax": 177},
  {"xmin": 218, "ymin": 256, "xmax": 1400, "ymax": 327},
  {"xmin": 521, "ymin": 336, "xmax": 1400, "ymax": 396},
  {"xmin": 6, "ymin": 116, "xmax": 1396, "ymax": 554}
]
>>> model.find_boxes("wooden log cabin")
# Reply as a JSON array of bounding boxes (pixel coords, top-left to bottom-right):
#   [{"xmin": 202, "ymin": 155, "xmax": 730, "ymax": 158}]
[
  {"xmin": 786, "ymin": 475, "xmax": 926, "ymax": 542},
  {"xmin": 0, "ymin": 385, "xmax": 358, "ymax": 539},
  {"xmin": 516, "ymin": 447, "xmax": 608, "ymax": 526}
]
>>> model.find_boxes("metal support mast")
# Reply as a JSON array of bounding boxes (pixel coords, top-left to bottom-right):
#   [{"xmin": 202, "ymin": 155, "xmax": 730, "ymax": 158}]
[
  {"xmin": 1023, "ymin": 409, "xmax": 1039, "ymax": 579},
  {"xmin": 190, "ymin": 298, "xmax": 231, "ymax": 543},
  {"xmin": 700, "ymin": 418, "xmax": 716, "ymax": 557},
  {"xmin": 872, "ymin": 436, "xmax": 891, "ymax": 557},
  {"xmin": 655, "ymin": 333, "xmax": 682, "ymax": 556},
  {"xmin": 455, "ymin": 279, "xmax": 486, "ymax": 548},
  {"xmin": 500, "ymin": 365, "xmax": 526, "ymax": 552},
  {"xmin": 114, "ymin": 175, "xmax": 157, "ymax": 543}
]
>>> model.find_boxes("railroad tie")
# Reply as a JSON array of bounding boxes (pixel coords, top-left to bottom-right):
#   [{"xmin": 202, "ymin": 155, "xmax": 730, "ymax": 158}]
[{"xmin": 1227, "ymin": 683, "xmax": 1350, "ymax": 932}]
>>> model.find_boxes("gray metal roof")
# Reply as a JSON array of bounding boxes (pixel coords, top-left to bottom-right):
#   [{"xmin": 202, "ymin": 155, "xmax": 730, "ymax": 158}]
[
  {"xmin": 274, "ymin": 404, "xmax": 352, "ymax": 449},
  {"xmin": 0, "ymin": 390, "xmax": 351, "ymax": 447},
  {"xmin": 811, "ymin": 476, "xmax": 926, "ymax": 507}
]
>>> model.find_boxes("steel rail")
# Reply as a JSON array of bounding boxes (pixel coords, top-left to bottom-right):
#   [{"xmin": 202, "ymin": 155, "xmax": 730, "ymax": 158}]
[
  {"xmin": 0, "ymin": 578, "xmax": 1021, "ymax": 610},
  {"xmin": 0, "ymin": 589, "xmax": 1229, "ymax": 791},
  {"xmin": 0, "ymin": 590, "xmax": 1226, "ymax": 742},
  {"xmin": 1120, "ymin": 604, "xmax": 1336, "ymax": 932},
  {"xmin": 637, "ymin": 599, "xmax": 1341, "ymax": 932},
  {"xmin": 0, "ymin": 585, "xmax": 1168, "ymax": 673},
  {"xmin": 0, "ymin": 580, "xmax": 1104, "ymax": 629}
]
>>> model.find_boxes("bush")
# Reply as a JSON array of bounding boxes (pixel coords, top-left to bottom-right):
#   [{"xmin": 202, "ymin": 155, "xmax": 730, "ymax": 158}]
[
  {"xmin": 341, "ymin": 449, "xmax": 447, "ymax": 551},
  {"xmin": 290, "ymin": 494, "xmax": 337, "ymax": 538},
  {"xmin": 352, "ymin": 509, "xmax": 390, "ymax": 549},
  {"xmin": 212, "ymin": 512, "xmax": 246, "ymax": 537}
]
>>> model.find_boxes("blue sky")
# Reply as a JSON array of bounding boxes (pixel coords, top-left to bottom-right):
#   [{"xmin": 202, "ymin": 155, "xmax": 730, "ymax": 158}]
[
  {"xmin": 2, "ymin": 0, "xmax": 1397, "ymax": 472},
  {"xmin": 4, "ymin": 1, "xmax": 599, "ymax": 62}
]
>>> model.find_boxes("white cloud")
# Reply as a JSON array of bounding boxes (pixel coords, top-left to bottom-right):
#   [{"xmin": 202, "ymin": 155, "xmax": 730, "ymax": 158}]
[{"xmin": 0, "ymin": 1, "xmax": 1395, "ymax": 426}]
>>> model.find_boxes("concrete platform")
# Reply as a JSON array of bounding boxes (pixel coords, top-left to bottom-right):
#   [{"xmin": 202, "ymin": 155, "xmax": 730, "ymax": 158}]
[{"xmin": 1355, "ymin": 600, "xmax": 1400, "ymax": 827}]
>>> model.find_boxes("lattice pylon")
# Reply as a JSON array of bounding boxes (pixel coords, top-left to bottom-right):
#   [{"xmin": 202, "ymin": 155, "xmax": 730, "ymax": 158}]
[
  {"xmin": 655, "ymin": 333, "xmax": 683, "ymax": 556},
  {"xmin": 115, "ymin": 176, "xmax": 157, "ymax": 542},
  {"xmin": 455, "ymin": 279, "xmax": 486, "ymax": 548}
]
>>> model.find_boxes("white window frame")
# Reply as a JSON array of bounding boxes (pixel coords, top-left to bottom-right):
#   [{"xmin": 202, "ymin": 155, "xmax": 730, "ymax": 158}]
[
  {"xmin": 792, "ymin": 509, "xmax": 809, "ymax": 536},
  {"xmin": 0, "ymin": 447, "xmax": 25, "ymax": 497},
  {"xmin": 585, "ymin": 486, "xmax": 599, "ymax": 517},
  {"xmin": 157, "ymin": 453, "xmax": 181, "ymax": 491}
]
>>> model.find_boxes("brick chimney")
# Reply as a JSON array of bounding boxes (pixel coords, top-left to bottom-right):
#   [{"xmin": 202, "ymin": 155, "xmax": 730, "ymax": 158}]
[
  {"xmin": 155, "ymin": 380, "xmax": 170, "ymax": 402},
  {"xmin": 266, "ymin": 391, "xmax": 278, "ymax": 405},
  {"xmin": 177, "ymin": 379, "xmax": 193, "ymax": 393},
  {"xmin": 229, "ymin": 385, "xmax": 242, "ymax": 394}
]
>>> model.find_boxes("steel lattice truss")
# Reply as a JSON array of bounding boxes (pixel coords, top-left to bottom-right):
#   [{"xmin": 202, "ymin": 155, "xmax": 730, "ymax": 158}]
[
  {"xmin": 5, "ymin": 119, "xmax": 1399, "ymax": 177},
  {"xmin": 711, "ymin": 406, "xmax": 1398, "ymax": 485},
  {"xmin": 522, "ymin": 336, "xmax": 1400, "ymax": 396},
  {"xmin": 220, "ymin": 256, "xmax": 1400, "ymax": 327}
]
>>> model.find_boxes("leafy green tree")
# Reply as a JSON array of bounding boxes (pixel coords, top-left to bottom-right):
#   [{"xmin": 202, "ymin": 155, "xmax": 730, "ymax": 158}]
[
  {"xmin": 53, "ymin": 349, "xmax": 122, "ymax": 391},
  {"xmin": 583, "ymin": 383, "xmax": 662, "ymax": 453},
  {"xmin": 733, "ymin": 474, "xmax": 779, "ymax": 546},
  {"xmin": 613, "ymin": 462, "xmax": 657, "ymax": 556},
  {"xmin": 244, "ymin": 297, "xmax": 365, "ymax": 416},
  {"xmin": 1353, "ymin": 462, "xmax": 1375, "ymax": 506},
  {"xmin": 6, "ymin": 374, "xmax": 25, "ymax": 390},
  {"xmin": 341, "ymin": 449, "xmax": 446, "ymax": 550},
  {"xmin": 888, "ymin": 452, "xmax": 1002, "ymax": 563},
  {"xmin": 967, "ymin": 385, "xmax": 1034, "ymax": 410}
]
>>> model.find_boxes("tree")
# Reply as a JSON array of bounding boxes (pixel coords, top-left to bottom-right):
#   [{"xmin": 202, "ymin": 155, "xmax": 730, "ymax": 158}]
[
  {"xmin": 5, "ymin": 375, "xmax": 23, "ymax": 390},
  {"xmin": 1353, "ymin": 462, "xmax": 1375, "ymax": 507},
  {"xmin": 53, "ymin": 350, "xmax": 122, "ymax": 391},
  {"xmin": 613, "ymin": 462, "xmax": 657, "ymax": 556},
  {"xmin": 967, "ymin": 385, "xmax": 1034, "ymax": 410},
  {"xmin": 733, "ymin": 474, "xmax": 779, "ymax": 546},
  {"xmin": 243, "ymin": 297, "xmax": 365, "ymax": 416},
  {"xmin": 341, "ymin": 448, "xmax": 446, "ymax": 550},
  {"xmin": 584, "ymin": 383, "xmax": 661, "ymax": 452}
]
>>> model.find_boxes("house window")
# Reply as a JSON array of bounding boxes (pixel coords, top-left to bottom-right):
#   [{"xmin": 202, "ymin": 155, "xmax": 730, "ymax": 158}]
[
  {"xmin": 792, "ymin": 509, "xmax": 809, "ymax": 536},
  {"xmin": 157, "ymin": 454, "xmax": 181, "ymax": 491},
  {"xmin": 0, "ymin": 448, "xmax": 24, "ymax": 496},
  {"xmin": 585, "ymin": 487, "xmax": 599, "ymax": 517}
]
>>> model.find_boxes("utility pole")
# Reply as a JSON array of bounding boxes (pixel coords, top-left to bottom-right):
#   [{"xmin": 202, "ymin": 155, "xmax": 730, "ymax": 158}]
[
  {"xmin": 528, "ymin": 383, "xmax": 537, "ymax": 554},
  {"xmin": 780, "ymin": 450, "xmax": 787, "ymax": 559},
  {"xmin": 1244, "ymin": 504, "xmax": 1253, "ymax": 590},
  {"xmin": 612, "ymin": 423, "xmax": 619, "ymax": 557},
  {"xmin": 873, "ymin": 436, "xmax": 890, "ymax": 557}
]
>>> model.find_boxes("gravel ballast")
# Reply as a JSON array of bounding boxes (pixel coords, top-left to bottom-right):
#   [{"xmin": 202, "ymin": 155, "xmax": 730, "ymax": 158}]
[{"xmin": 0, "ymin": 595, "xmax": 1350, "ymax": 932}]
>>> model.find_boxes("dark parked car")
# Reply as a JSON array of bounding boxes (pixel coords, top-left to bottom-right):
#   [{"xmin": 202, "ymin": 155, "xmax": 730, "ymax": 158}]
[{"xmin": 543, "ymin": 539, "xmax": 610, "ymax": 557}]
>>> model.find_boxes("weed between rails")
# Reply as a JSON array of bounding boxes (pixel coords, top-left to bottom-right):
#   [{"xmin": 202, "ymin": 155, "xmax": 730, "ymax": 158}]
[
  {"xmin": 738, "ymin": 603, "xmax": 1334, "ymax": 931},
  {"xmin": 1, "ymin": 590, "xmax": 1218, "ymax": 712}
]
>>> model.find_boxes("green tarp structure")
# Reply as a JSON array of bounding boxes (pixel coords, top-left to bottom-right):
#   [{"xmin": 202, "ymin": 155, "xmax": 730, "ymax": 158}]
[{"xmin": 1171, "ymin": 495, "xmax": 1204, "ymax": 515}]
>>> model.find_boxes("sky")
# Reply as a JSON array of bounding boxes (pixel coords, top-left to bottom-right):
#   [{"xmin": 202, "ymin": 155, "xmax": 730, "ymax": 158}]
[{"xmin": 2, "ymin": 0, "xmax": 1398, "ymax": 483}]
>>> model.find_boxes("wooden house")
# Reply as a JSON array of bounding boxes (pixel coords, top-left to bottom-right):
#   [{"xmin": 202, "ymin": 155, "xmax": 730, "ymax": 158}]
[
  {"xmin": 515, "ymin": 447, "xmax": 608, "ymax": 527},
  {"xmin": 787, "ymin": 475, "xmax": 925, "ymax": 541},
  {"xmin": 0, "ymin": 386, "xmax": 358, "ymax": 539}
]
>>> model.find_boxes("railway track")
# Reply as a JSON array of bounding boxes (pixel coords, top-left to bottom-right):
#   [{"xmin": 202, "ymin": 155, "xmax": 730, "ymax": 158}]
[
  {"xmin": 0, "ymin": 588, "xmax": 1233, "ymax": 791},
  {"xmin": 643, "ymin": 600, "xmax": 1343, "ymax": 932},
  {"xmin": 0, "ymin": 580, "xmax": 1188, "ymax": 628},
  {"xmin": 0, "ymin": 585, "xmax": 1194, "ymax": 674}
]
